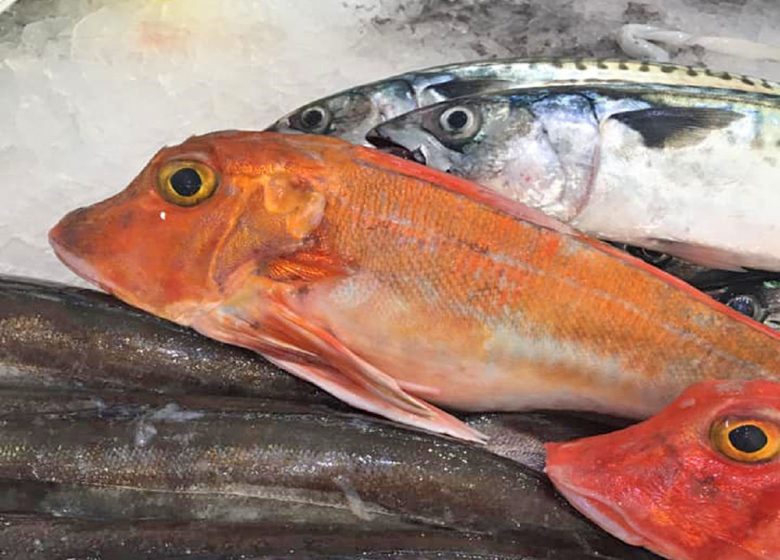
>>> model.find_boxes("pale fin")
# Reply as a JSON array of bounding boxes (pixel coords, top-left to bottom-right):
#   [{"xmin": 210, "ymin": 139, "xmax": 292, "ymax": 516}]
[
  {"xmin": 645, "ymin": 240, "xmax": 747, "ymax": 272},
  {"xmin": 268, "ymin": 356, "xmax": 487, "ymax": 443},
  {"xmin": 355, "ymin": 145, "xmax": 578, "ymax": 236},
  {"xmin": 609, "ymin": 107, "xmax": 742, "ymax": 148},
  {"xmin": 194, "ymin": 277, "xmax": 487, "ymax": 443}
]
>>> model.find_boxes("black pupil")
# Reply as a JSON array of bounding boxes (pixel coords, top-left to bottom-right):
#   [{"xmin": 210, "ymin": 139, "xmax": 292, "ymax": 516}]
[
  {"xmin": 302, "ymin": 108, "xmax": 324, "ymax": 128},
  {"xmin": 728, "ymin": 424, "xmax": 768, "ymax": 453},
  {"xmin": 170, "ymin": 167, "xmax": 202, "ymax": 197},
  {"xmin": 727, "ymin": 296, "xmax": 756, "ymax": 317},
  {"xmin": 447, "ymin": 109, "xmax": 469, "ymax": 130}
]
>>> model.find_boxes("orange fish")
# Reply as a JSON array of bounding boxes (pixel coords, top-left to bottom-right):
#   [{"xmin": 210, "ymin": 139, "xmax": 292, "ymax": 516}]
[
  {"xmin": 545, "ymin": 380, "xmax": 780, "ymax": 560},
  {"xmin": 49, "ymin": 131, "xmax": 780, "ymax": 442}
]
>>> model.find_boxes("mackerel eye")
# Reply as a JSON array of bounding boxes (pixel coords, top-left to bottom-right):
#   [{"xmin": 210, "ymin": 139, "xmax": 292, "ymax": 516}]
[
  {"xmin": 296, "ymin": 105, "xmax": 332, "ymax": 134},
  {"xmin": 157, "ymin": 161, "xmax": 219, "ymax": 207},
  {"xmin": 439, "ymin": 106, "xmax": 480, "ymax": 139},
  {"xmin": 726, "ymin": 295, "xmax": 762, "ymax": 320},
  {"xmin": 711, "ymin": 417, "xmax": 780, "ymax": 463}
]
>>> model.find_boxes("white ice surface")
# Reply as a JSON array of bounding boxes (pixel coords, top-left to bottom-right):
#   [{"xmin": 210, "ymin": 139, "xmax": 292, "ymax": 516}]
[{"xmin": 0, "ymin": 0, "xmax": 778, "ymax": 286}]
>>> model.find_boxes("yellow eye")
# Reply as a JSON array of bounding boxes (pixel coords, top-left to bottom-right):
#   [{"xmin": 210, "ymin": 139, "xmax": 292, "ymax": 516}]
[
  {"xmin": 711, "ymin": 417, "xmax": 780, "ymax": 463},
  {"xmin": 157, "ymin": 161, "xmax": 219, "ymax": 207}
]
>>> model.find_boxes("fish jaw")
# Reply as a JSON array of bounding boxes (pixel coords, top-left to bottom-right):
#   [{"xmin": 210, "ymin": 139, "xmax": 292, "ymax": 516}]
[
  {"xmin": 367, "ymin": 120, "xmax": 458, "ymax": 171},
  {"xmin": 543, "ymin": 459, "xmax": 648, "ymax": 547},
  {"xmin": 545, "ymin": 440, "xmax": 700, "ymax": 560}
]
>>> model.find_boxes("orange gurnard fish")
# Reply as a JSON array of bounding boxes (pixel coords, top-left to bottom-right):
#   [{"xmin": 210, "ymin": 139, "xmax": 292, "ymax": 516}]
[
  {"xmin": 545, "ymin": 380, "xmax": 780, "ymax": 560},
  {"xmin": 49, "ymin": 131, "xmax": 780, "ymax": 442}
]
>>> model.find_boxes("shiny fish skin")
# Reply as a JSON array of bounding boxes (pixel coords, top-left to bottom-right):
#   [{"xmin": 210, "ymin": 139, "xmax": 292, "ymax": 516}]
[
  {"xmin": 0, "ymin": 396, "xmax": 599, "ymax": 537},
  {"xmin": 0, "ymin": 386, "xmax": 621, "ymax": 475},
  {"xmin": 0, "ymin": 274, "xmax": 624, "ymax": 469},
  {"xmin": 370, "ymin": 84, "xmax": 780, "ymax": 272},
  {"xmin": 0, "ymin": 515, "xmax": 661, "ymax": 560},
  {"xmin": 48, "ymin": 131, "xmax": 780, "ymax": 442},
  {"xmin": 268, "ymin": 57, "xmax": 780, "ymax": 145},
  {"xmin": 0, "ymin": 276, "xmax": 334, "ymax": 405}
]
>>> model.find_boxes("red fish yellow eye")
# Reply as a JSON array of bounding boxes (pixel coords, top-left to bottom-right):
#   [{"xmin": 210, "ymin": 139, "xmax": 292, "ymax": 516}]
[
  {"xmin": 711, "ymin": 417, "xmax": 780, "ymax": 463},
  {"xmin": 157, "ymin": 161, "xmax": 219, "ymax": 207}
]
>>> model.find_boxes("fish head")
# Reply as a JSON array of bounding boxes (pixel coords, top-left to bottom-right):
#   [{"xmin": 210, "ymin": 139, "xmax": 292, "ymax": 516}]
[
  {"xmin": 267, "ymin": 79, "xmax": 418, "ymax": 146},
  {"xmin": 545, "ymin": 380, "xmax": 780, "ymax": 560},
  {"xmin": 49, "ymin": 131, "xmax": 335, "ymax": 323},
  {"xmin": 367, "ymin": 95, "xmax": 536, "ymax": 181}
]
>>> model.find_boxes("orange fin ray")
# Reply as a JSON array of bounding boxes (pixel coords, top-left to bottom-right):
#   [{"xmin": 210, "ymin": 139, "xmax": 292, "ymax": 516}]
[
  {"xmin": 193, "ymin": 278, "xmax": 486, "ymax": 443},
  {"xmin": 268, "ymin": 356, "xmax": 487, "ymax": 443}
]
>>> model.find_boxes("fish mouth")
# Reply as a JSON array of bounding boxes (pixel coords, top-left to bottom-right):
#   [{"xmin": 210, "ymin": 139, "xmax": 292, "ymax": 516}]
[
  {"xmin": 48, "ymin": 219, "xmax": 105, "ymax": 289},
  {"xmin": 366, "ymin": 130, "xmax": 427, "ymax": 165},
  {"xmin": 545, "ymin": 472, "xmax": 647, "ymax": 548}
]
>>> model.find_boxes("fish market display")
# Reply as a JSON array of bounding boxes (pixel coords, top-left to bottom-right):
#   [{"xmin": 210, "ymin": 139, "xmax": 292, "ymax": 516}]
[
  {"xmin": 0, "ymin": 515, "xmax": 660, "ymax": 560},
  {"xmin": 369, "ymin": 84, "xmax": 780, "ymax": 272},
  {"xmin": 49, "ymin": 131, "xmax": 780, "ymax": 442},
  {"xmin": 269, "ymin": 58, "xmax": 780, "ymax": 146},
  {"xmin": 546, "ymin": 380, "xmax": 780, "ymax": 560},
  {"xmin": 0, "ymin": 275, "xmax": 333, "ymax": 405}
]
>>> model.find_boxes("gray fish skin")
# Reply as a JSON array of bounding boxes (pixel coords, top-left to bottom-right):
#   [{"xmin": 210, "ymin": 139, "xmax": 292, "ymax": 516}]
[
  {"xmin": 0, "ymin": 515, "xmax": 661, "ymax": 560},
  {"xmin": 267, "ymin": 57, "xmax": 780, "ymax": 146},
  {"xmin": 0, "ymin": 276, "xmax": 335, "ymax": 405},
  {"xmin": 369, "ymin": 84, "xmax": 780, "ymax": 272},
  {"xmin": 0, "ymin": 396, "xmax": 588, "ymax": 535},
  {"xmin": 0, "ymin": 385, "xmax": 624, "ymax": 475}
]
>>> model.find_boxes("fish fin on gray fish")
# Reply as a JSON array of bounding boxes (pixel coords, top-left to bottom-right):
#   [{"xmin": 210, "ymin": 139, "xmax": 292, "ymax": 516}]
[
  {"xmin": 645, "ymin": 240, "xmax": 747, "ymax": 272},
  {"xmin": 609, "ymin": 107, "xmax": 742, "ymax": 148},
  {"xmin": 427, "ymin": 79, "xmax": 517, "ymax": 100}
]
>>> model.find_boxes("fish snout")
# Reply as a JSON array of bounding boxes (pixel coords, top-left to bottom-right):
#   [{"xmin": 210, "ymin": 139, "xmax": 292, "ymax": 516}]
[{"xmin": 49, "ymin": 206, "xmax": 108, "ymax": 287}]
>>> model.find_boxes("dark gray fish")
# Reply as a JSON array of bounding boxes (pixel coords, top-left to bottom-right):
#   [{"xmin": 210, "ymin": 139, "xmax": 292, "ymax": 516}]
[
  {"xmin": 0, "ymin": 275, "xmax": 335, "ymax": 405},
  {"xmin": 0, "ymin": 390, "xmax": 624, "ymax": 541},
  {"xmin": 0, "ymin": 515, "xmax": 661, "ymax": 560}
]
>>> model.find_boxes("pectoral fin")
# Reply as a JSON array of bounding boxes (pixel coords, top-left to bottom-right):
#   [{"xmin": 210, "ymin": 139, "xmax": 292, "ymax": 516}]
[
  {"xmin": 609, "ymin": 106, "xmax": 742, "ymax": 148},
  {"xmin": 194, "ymin": 278, "xmax": 486, "ymax": 443}
]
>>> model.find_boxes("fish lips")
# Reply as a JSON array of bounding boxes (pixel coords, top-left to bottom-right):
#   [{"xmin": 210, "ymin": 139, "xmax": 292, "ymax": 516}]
[
  {"xmin": 545, "ymin": 441, "xmax": 691, "ymax": 560},
  {"xmin": 544, "ymin": 450, "xmax": 646, "ymax": 547},
  {"xmin": 49, "ymin": 209, "xmax": 108, "ymax": 290}
]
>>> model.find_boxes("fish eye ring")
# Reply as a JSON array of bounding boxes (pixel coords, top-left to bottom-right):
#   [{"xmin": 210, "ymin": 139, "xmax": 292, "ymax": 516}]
[
  {"xmin": 439, "ymin": 106, "xmax": 480, "ymax": 138},
  {"xmin": 157, "ymin": 161, "xmax": 219, "ymax": 207},
  {"xmin": 711, "ymin": 417, "xmax": 780, "ymax": 463},
  {"xmin": 725, "ymin": 294, "xmax": 763, "ymax": 321},
  {"xmin": 297, "ymin": 105, "xmax": 332, "ymax": 133}
]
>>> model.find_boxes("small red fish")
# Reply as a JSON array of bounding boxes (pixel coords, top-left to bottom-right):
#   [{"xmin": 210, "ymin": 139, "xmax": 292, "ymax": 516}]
[
  {"xmin": 48, "ymin": 131, "xmax": 780, "ymax": 442},
  {"xmin": 546, "ymin": 380, "xmax": 780, "ymax": 560}
]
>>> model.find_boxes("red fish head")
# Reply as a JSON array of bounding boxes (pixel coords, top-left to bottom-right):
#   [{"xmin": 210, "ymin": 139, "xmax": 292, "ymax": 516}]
[
  {"xmin": 546, "ymin": 380, "xmax": 780, "ymax": 560},
  {"xmin": 49, "ymin": 131, "xmax": 335, "ymax": 323}
]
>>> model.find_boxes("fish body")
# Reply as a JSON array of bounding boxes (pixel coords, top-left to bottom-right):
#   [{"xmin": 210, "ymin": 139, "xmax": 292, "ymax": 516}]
[
  {"xmin": 268, "ymin": 58, "xmax": 780, "ymax": 145},
  {"xmin": 0, "ymin": 515, "xmax": 659, "ymax": 560},
  {"xmin": 370, "ymin": 85, "xmax": 780, "ymax": 271},
  {"xmin": 0, "ymin": 393, "xmax": 597, "ymax": 537},
  {"xmin": 0, "ymin": 275, "xmax": 333, "ymax": 405},
  {"xmin": 49, "ymin": 131, "xmax": 780, "ymax": 442},
  {"xmin": 546, "ymin": 380, "xmax": 780, "ymax": 560}
]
